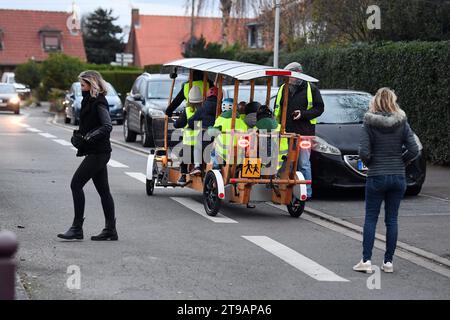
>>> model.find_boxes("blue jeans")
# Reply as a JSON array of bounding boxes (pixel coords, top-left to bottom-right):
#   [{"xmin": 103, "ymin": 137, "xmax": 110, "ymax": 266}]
[
  {"xmin": 363, "ymin": 175, "xmax": 406, "ymax": 263},
  {"xmin": 297, "ymin": 148, "xmax": 312, "ymax": 198}
]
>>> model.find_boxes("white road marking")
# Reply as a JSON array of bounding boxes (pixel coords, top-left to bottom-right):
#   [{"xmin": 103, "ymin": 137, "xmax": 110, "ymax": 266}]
[
  {"xmin": 38, "ymin": 132, "xmax": 57, "ymax": 139},
  {"xmin": 108, "ymin": 159, "xmax": 129, "ymax": 168},
  {"xmin": 52, "ymin": 139, "xmax": 72, "ymax": 146},
  {"xmin": 17, "ymin": 123, "xmax": 30, "ymax": 128},
  {"xmin": 125, "ymin": 172, "xmax": 147, "ymax": 184},
  {"xmin": 242, "ymin": 236, "xmax": 349, "ymax": 282},
  {"xmin": 419, "ymin": 194, "xmax": 450, "ymax": 203},
  {"xmin": 171, "ymin": 197, "xmax": 238, "ymax": 224},
  {"xmin": 26, "ymin": 127, "xmax": 42, "ymax": 133}
]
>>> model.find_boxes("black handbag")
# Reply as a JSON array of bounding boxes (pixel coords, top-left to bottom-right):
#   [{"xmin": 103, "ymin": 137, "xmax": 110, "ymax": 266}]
[{"xmin": 71, "ymin": 130, "xmax": 85, "ymax": 149}]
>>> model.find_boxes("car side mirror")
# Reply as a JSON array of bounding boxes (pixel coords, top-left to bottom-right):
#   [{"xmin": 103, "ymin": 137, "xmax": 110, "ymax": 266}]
[{"xmin": 134, "ymin": 93, "xmax": 144, "ymax": 101}]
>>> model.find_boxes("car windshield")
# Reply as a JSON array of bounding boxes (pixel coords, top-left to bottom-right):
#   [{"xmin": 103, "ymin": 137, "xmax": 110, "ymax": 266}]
[
  {"xmin": 147, "ymin": 80, "xmax": 183, "ymax": 99},
  {"xmin": 225, "ymin": 88, "xmax": 277, "ymax": 107},
  {"xmin": 0, "ymin": 84, "xmax": 16, "ymax": 94},
  {"xmin": 74, "ymin": 83, "xmax": 118, "ymax": 96},
  {"xmin": 317, "ymin": 93, "xmax": 372, "ymax": 124}
]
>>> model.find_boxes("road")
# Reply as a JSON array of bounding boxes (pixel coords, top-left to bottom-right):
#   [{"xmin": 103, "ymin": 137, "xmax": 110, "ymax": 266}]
[{"xmin": 1, "ymin": 106, "xmax": 449, "ymax": 300}]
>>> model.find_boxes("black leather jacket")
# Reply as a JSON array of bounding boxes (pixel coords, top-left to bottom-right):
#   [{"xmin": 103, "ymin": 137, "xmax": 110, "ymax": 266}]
[{"xmin": 74, "ymin": 93, "xmax": 112, "ymax": 157}]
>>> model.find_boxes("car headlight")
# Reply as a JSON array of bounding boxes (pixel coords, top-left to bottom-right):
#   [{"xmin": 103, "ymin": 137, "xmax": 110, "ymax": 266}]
[
  {"xmin": 148, "ymin": 109, "xmax": 165, "ymax": 117},
  {"xmin": 312, "ymin": 136, "xmax": 341, "ymax": 155},
  {"xmin": 413, "ymin": 134, "xmax": 423, "ymax": 151},
  {"xmin": 9, "ymin": 95, "xmax": 20, "ymax": 104}
]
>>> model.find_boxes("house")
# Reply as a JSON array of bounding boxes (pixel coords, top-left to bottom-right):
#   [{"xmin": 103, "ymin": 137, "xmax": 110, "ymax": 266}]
[
  {"xmin": 125, "ymin": 8, "xmax": 253, "ymax": 67},
  {"xmin": 0, "ymin": 9, "xmax": 86, "ymax": 74}
]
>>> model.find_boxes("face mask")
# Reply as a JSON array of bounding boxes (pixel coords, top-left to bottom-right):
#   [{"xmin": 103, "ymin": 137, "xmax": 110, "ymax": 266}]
[{"xmin": 82, "ymin": 91, "xmax": 90, "ymax": 98}]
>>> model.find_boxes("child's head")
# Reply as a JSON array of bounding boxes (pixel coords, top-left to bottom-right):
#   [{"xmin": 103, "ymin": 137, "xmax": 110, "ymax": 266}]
[
  {"xmin": 188, "ymin": 86, "xmax": 203, "ymax": 111},
  {"xmin": 245, "ymin": 101, "xmax": 261, "ymax": 115},
  {"xmin": 221, "ymin": 98, "xmax": 234, "ymax": 113},
  {"xmin": 238, "ymin": 101, "xmax": 246, "ymax": 114},
  {"xmin": 256, "ymin": 105, "xmax": 273, "ymax": 121}
]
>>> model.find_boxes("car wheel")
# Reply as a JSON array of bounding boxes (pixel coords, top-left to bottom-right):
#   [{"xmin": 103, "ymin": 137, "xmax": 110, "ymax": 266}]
[
  {"xmin": 141, "ymin": 118, "xmax": 154, "ymax": 148},
  {"xmin": 117, "ymin": 119, "xmax": 124, "ymax": 125},
  {"xmin": 123, "ymin": 115, "xmax": 137, "ymax": 142},
  {"xmin": 406, "ymin": 185, "xmax": 422, "ymax": 196},
  {"xmin": 65, "ymin": 116, "xmax": 70, "ymax": 124},
  {"xmin": 287, "ymin": 197, "xmax": 306, "ymax": 218},
  {"xmin": 146, "ymin": 162, "xmax": 158, "ymax": 196},
  {"xmin": 14, "ymin": 108, "xmax": 20, "ymax": 115}
]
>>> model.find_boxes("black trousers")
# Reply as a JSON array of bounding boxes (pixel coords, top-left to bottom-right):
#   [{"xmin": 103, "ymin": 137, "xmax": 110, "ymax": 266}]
[{"xmin": 70, "ymin": 153, "xmax": 115, "ymax": 223}]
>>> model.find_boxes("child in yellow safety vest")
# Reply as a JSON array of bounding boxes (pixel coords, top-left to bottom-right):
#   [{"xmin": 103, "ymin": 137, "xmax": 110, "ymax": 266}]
[{"xmin": 210, "ymin": 98, "xmax": 248, "ymax": 169}]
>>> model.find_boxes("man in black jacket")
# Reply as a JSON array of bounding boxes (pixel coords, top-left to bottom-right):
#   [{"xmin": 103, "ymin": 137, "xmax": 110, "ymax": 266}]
[{"xmin": 274, "ymin": 62, "xmax": 325, "ymax": 199}]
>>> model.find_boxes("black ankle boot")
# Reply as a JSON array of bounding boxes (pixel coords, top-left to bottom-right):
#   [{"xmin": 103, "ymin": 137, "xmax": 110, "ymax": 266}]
[
  {"xmin": 57, "ymin": 218, "xmax": 84, "ymax": 240},
  {"xmin": 91, "ymin": 219, "xmax": 118, "ymax": 241}
]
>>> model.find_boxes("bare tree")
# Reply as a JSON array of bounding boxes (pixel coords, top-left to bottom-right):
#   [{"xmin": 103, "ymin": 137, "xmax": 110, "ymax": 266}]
[{"xmin": 185, "ymin": 0, "xmax": 258, "ymax": 45}]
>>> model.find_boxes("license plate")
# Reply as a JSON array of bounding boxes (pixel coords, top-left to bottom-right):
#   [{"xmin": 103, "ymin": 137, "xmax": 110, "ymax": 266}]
[
  {"xmin": 0, "ymin": 103, "xmax": 7, "ymax": 107},
  {"xmin": 242, "ymin": 158, "xmax": 262, "ymax": 178},
  {"xmin": 357, "ymin": 160, "xmax": 368, "ymax": 171}
]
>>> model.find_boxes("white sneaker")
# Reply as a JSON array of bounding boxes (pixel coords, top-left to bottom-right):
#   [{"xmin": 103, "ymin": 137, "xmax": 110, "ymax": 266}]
[
  {"xmin": 381, "ymin": 261, "xmax": 394, "ymax": 273},
  {"xmin": 353, "ymin": 259, "xmax": 373, "ymax": 273}
]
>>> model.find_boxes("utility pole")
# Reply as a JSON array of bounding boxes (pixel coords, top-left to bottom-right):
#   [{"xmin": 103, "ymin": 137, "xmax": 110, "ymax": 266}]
[
  {"xmin": 190, "ymin": 0, "xmax": 196, "ymax": 44},
  {"xmin": 273, "ymin": 0, "xmax": 281, "ymax": 87}
]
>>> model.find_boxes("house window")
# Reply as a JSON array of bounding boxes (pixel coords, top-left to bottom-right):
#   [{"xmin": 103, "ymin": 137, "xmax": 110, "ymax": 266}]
[
  {"xmin": 247, "ymin": 25, "xmax": 264, "ymax": 49},
  {"xmin": 43, "ymin": 35, "xmax": 61, "ymax": 51}
]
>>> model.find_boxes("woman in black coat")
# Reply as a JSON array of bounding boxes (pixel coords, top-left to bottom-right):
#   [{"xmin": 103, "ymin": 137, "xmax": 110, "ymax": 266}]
[{"xmin": 57, "ymin": 70, "xmax": 118, "ymax": 241}]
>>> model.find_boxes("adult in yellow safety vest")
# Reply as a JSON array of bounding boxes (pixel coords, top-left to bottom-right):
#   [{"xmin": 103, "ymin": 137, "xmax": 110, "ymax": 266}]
[
  {"xmin": 165, "ymin": 70, "xmax": 213, "ymax": 117},
  {"xmin": 173, "ymin": 86, "xmax": 204, "ymax": 184},
  {"xmin": 211, "ymin": 98, "xmax": 248, "ymax": 167},
  {"xmin": 272, "ymin": 62, "xmax": 325, "ymax": 199}
]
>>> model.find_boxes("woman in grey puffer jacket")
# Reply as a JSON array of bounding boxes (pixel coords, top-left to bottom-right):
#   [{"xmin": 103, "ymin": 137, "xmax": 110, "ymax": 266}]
[{"xmin": 353, "ymin": 88, "xmax": 419, "ymax": 274}]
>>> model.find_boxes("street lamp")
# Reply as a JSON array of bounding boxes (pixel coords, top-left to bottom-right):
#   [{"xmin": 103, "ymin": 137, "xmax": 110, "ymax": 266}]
[{"xmin": 273, "ymin": 0, "xmax": 281, "ymax": 86}]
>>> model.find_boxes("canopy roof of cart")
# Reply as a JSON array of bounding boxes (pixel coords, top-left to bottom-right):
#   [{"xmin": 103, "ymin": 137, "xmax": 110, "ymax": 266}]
[{"xmin": 164, "ymin": 58, "xmax": 319, "ymax": 82}]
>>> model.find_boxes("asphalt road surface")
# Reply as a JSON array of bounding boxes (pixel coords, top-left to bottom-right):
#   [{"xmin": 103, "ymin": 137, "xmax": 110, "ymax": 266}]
[{"xmin": 1, "ymin": 106, "xmax": 449, "ymax": 300}]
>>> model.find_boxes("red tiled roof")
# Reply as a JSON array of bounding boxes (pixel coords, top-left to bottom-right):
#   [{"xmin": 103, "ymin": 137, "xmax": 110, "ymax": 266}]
[
  {"xmin": 128, "ymin": 15, "xmax": 247, "ymax": 67},
  {"xmin": 0, "ymin": 9, "xmax": 86, "ymax": 65}
]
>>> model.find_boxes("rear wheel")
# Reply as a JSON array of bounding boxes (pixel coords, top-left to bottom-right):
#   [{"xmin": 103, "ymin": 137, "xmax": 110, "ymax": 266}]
[
  {"xmin": 141, "ymin": 118, "xmax": 154, "ymax": 147},
  {"xmin": 287, "ymin": 197, "xmax": 306, "ymax": 218},
  {"xmin": 117, "ymin": 119, "xmax": 124, "ymax": 125},
  {"xmin": 14, "ymin": 108, "xmax": 20, "ymax": 115},
  {"xmin": 124, "ymin": 114, "xmax": 137, "ymax": 142},
  {"xmin": 64, "ymin": 116, "xmax": 70, "ymax": 124},
  {"xmin": 203, "ymin": 171, "xmax": 221, "ymax": 216}
]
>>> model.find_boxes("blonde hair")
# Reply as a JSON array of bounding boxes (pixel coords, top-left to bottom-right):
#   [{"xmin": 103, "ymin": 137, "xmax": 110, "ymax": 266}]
[
  {"xmin": 78, "ymin": 70, "xmax": 108, "ymax": 98},
  {"xmin": 369, "ymin": 87, "xmax": 402, "ymax": 114}
]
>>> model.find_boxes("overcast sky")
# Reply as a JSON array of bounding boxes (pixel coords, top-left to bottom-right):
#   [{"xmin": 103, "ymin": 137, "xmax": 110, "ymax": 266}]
[{"xmin": 0, "ymin": 0, "xmax": 222, "ymax": 38}]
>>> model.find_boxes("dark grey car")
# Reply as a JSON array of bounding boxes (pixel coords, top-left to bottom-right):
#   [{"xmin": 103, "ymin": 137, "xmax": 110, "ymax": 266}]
[
  {"xmin": 63, "ymin": 82, "xmax": 123, "ymax": 125},
  {"xmin": 123, "ymin": 73, "xmax": 187, "ymax": 147}
]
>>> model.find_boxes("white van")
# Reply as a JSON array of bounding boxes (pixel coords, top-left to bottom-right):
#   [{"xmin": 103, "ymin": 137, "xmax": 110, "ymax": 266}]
[{"xmin": 1, "ymin": 72, "xmax": 31, "ymax": 96}]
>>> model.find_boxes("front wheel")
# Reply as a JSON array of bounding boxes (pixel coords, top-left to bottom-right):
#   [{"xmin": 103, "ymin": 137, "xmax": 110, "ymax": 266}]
[
  {"xmin": 141, "ymin": 118, "xmax": 154, "ymax": 148},
  {"xmin": 14, "ymin": 108, "xmax": 20, "ymax": 115},
  {"xmin": 203, "ymin": 171, "xmax": 221, "ymax": 216},
  {"xmin": 406, "ymin": 184, "xmax": 422, "ymax": 196},
  {"xmin": 287, "ymin": 197, "xmax": 306, "ymax": 218},
  {"xmin": 146, "ymin": 162, "xmax": 158, "ymax": 196}
]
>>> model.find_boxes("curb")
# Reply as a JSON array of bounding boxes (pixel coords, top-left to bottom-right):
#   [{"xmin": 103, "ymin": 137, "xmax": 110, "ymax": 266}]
[
  {"xmin": 15, "ymin": 273, "xmax": 29, "ymax": 300},
  {"xmin": 304, "ymin": 206, "xmax": 450, "ymax": 269}
]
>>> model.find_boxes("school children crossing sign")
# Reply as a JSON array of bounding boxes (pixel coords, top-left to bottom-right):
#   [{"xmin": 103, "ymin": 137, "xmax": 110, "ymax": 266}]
[{"xmin": 242, "ymin": 158, "xmax": 262, "ymax": 178}]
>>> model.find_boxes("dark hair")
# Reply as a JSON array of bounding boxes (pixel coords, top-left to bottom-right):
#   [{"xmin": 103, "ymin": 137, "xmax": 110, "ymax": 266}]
[
  {"xmin": 257, "ymin": 105, "xmax": 273, "ymax": 121},
  {"xmin": 245, "ymin": 101, "xmax": 261, "ymax": 115}
]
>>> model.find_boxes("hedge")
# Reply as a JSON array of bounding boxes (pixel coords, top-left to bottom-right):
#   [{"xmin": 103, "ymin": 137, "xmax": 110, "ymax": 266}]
[
  {"xmin": 278, "ymin": 41, "xmax": 450, "ymax": 165},
  {"xmin": 144, "ymin": 64, "xmax": 163, "ymax": 74},
  {"xmin": 100, "ymin": 70, "xmax": 142, "ymax": 102}
]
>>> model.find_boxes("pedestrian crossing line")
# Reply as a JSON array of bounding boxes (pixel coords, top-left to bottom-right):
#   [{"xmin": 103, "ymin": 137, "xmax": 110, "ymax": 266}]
[
  {"xmin": 108, "ymin": 159, "xmax": 129, "ymax": 168},
  {"xmin": 52, "ymin": 139, "xmax": 72, "ymax": 146},
  {"xmin": 171, "ymin": 197, "xmax": 238, "ymax": 224},
  {"xmin": 242, "ymin": 236, "xmax": 349, "ymax": 282},
  {"xmin": 26, "ymin": 127, "xmax": 42, "ymax": 133},
  {"xmin": 125, "ymin": 172, "xmax": 147, "ymax": 184},
  {"xmin": 17, "ymin": 123, "xmax": 30, "ymax": 128},
  {"xmin": 38, "ymin": 132, "xmax": 57, "ymax": 139}
]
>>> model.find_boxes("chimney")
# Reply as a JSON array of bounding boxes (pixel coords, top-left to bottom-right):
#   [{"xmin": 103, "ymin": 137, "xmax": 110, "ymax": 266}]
[{"xmin": 131, "ymin": 8, "xmax": 140, "ymax": 28}]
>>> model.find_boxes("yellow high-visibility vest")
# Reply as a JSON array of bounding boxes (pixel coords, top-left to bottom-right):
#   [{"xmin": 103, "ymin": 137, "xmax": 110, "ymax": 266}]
[
  {"xmin": 183, "ymin": 81, "xmax": 209, "ymax": 104},
  {"xmin": 214, "ymin": 115, "xmax": 248, "ymax": 161},
  {"xmin": 274, "ymin": 82, "xmax": 316, "ymax": 125},
  {"xmin": 182, "ymin": 106, "xmax": 200, "ymax": 146}
]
